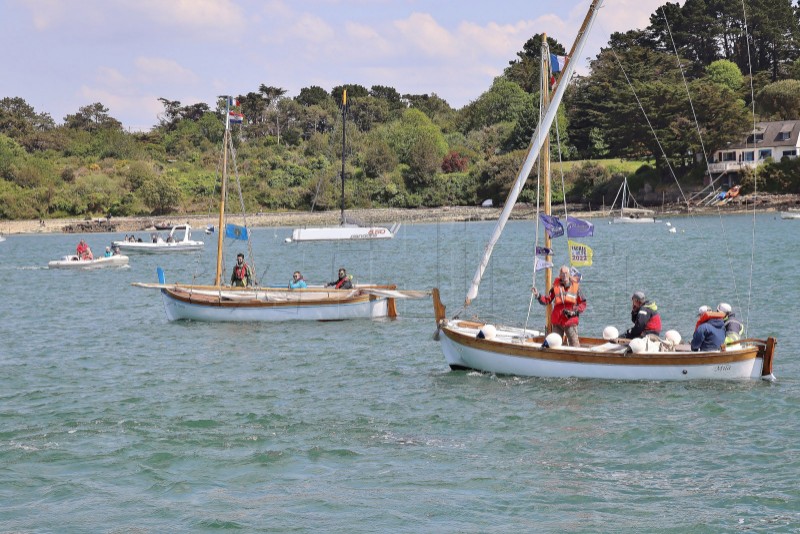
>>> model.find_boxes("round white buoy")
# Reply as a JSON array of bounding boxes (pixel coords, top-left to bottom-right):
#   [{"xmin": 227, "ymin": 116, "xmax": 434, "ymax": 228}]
[
  {"xmin": 284, "ymin": 238, "xmax": 292, "ymax": 243},
  {"xmin": 478, "ymin": 324, "xmax": 497, "ymax": 340},
  {"xmin": 669, "ymin": 227, "xmax": 677, "ymax": 233},
  {"xmin": 544, "ymin": 332, "xmax": 563, "ymax": 348},
  {"xmin": 629, "ymin": 337, "xmax": 647, "ymax": 353},
  {"xmin": 666, "ymin": 222, "xmax": 672, "ymax": 227},
  {"xmin": 665, "ymin": 330, "xmax": 681, "ymax": 344},
  {"xmin": 602, "ymin": 326, "xmax": 619, "ymax": 340}
]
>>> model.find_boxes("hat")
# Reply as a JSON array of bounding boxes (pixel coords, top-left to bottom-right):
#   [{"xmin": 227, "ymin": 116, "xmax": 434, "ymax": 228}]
[
  {"xmin": 632, "ymin": 291, "xmax": 646, "ymax": 301},
  {"xmin": 717, "ymin": 302, "xmax": 732, "ymax": 314},
  {"xmin": 697, "ymin": 305, "xmax": 710, "ymax": 316}
]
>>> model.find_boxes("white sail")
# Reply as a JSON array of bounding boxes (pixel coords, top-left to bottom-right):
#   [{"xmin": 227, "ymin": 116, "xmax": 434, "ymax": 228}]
[{"xmin": 465, "ymin": 0, "xmax": 604, "ymax": 305}]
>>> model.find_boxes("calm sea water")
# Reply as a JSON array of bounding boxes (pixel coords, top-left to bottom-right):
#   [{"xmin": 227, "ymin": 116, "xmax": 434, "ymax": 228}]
[{"xmin": 1, "ymin": 214, "xmax": 798, "ymax": 532}]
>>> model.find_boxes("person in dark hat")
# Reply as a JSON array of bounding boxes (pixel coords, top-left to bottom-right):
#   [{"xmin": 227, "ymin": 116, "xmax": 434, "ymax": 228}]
[
  {"xmin": 230, "ymin": 252, "xmax": 253, "ymax": 287},
  {"xmin": 623, "ymin": 290, "xmax": 661, "ymax": 339}
]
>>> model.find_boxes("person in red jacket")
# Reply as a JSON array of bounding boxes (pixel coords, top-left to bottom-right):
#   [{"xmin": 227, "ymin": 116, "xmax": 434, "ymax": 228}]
[{"xmin": 532, "ymin": 265, "xmax": 587, "ymax": 347}]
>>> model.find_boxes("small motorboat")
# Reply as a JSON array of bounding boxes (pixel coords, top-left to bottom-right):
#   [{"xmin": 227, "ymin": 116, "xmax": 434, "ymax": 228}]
[
  {"xmin": 48, "ymin": 254, "xmax": 129, "ymax": 270},
  {"xmin": 113, "ymin": 224, "xmax": 204, "ymax": 253}
]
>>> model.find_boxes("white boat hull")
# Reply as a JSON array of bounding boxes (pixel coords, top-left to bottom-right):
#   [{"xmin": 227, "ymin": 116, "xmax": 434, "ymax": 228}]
[
  {"xmin": 612, "ymin": 216, "xmax": 656, "ymax": 223},
  {"xmin": 112, "ymin": 241, "xmax": 204, "ymax": 253},
  {"xmin": 438, "ymin": 321, "xmax": 773, "ymax": 381},
  {"xmin": 48, "ymin": 255, "xmax": 129, "ymax": 270},
  {"xmin": 290, "ymin": 223, "xmax": 400, "ymax": 242},
  {"xmin": 780, "ymin": 211, "xmax": 800, "ymax": 220},
  {"xmin": 155, "ymin": 285, "xmax": 395, "ymax": 322}
]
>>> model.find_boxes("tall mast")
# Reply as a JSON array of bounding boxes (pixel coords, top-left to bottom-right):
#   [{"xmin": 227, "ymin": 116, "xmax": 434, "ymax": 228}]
[
  {"xmin": 214, "ymin": 99, "xmax": 230, "ymax": 286},
  {"xmin": 464, "ymin": 0, "xmax": 604, "ymax": 305},
  {"xmin": 542, "ymin": 35, "xmax": 553, "ymax": 333},
  {"xmin": 340, "ymin": 89, "xmax": 347, "ymax": 226}
]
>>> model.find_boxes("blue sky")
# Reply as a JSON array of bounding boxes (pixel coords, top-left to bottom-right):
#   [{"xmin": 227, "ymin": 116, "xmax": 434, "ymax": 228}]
[{"xmin": 1, "ymin": 0, "xmax": 669, "ymax": 131}]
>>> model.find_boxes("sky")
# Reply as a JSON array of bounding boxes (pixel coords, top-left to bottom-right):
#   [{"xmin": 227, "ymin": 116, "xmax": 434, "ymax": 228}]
[{"xmin": 1, "ymin": 0, "xmax": 672, "ymax": 131}]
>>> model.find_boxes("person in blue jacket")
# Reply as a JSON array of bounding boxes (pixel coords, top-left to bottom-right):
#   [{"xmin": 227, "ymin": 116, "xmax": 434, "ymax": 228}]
[
  {"xmin": 691, "ymin": 305, "xmax": 726, "ymax": 351},
  {"xmin": 289, "ymin": 271, "xmax": 307, "ymax": 289}
]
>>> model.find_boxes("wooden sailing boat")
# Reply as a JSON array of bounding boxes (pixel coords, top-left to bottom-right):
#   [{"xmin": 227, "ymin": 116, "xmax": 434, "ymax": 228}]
[
  {"xmin": 431, "ymin": 0, "xmax": 776, "ymax": 380},
  {"xmin": 289, "ymin": 89, "xmax": 400, "ymax": 242},
  {"xmin": 134, "ymin": 97, "xmax": 424, "ymax": 322},
  {"xmin": 610, "ymin": 177, "xmax": 656, "ymax": 223}
]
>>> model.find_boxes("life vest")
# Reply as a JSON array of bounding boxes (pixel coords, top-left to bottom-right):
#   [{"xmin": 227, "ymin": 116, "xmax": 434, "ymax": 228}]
[
  {"xmin": 695, "ymin": 311, "xmax": 726, "ymax": 331},
  {"xmin": 335, "ymin": 276, "xmax": 349, "ymax": 289},
  {"xmin": 553, "ymin": 278, "xmax": 580, "ymax": 306},
  {"xmin": 233, "ymin": 263, "xmax": 249, "ymax": 281}
]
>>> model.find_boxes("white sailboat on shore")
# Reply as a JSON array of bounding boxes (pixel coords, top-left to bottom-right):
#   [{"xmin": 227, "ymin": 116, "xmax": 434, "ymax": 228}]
[
  {"xmin": 289, "ymin": 90, "xmax": 400, "ymax": 242},
  {"xmin": 134, "ymin": 97, "xmax": 423, "ymax": 322},
  {"xmin": 431, "ymin": 0, "xmax": 776, "ymax": 380}
]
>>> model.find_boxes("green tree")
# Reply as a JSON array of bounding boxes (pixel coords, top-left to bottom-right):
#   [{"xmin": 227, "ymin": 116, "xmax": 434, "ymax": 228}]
[
  {"xmin": 705, "ymin": 59, "xmax": 743, "ymax": 91},
  {"xmin": 755, "ymin": 79, "xmax": 800, "ymax": 118},
  {"xmin": 296, "ymin": 86, "xmax": 332, "ymax": 107},
  {"xmin": 458, "ymin": 77, "xmax": 532, "ymax": 133},
  {"xmin": 139, "ymin": 172, "xmax": 181, "ymax": 214},
  {"xmin": 63, "ymin": 103, "xmax": 122, "ymax": 132},
  {"xmin": 504, "ymin": 34, "xmax": 567, "ymax": 93},
  {"xmin": 386, "ymin": 109, "xmax": 448, "ymax": 189}
]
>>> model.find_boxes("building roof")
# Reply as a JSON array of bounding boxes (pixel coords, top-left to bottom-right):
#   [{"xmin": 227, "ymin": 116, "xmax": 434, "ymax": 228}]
[{"xmin": 724, "ymin": 120, "xmax": 800, "ymax": 150}]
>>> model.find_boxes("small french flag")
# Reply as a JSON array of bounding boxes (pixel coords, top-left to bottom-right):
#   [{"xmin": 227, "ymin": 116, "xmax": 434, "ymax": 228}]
[
  {"xmin": 550, "ymin": 54, "xmax": 567, "ymax": 74},
  {"xmin": 227, "ymin": 97, "xmax": 240, "ymax": 107}
]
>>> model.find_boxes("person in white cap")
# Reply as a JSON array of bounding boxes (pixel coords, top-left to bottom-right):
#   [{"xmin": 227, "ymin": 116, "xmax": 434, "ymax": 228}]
[
  {"xmin": 717, "ymin": 303, "xmax": 745, "ymax": 343},
  {"xmin": 691, "ymin": 305, "xmax": 726, "ymax": 351}
]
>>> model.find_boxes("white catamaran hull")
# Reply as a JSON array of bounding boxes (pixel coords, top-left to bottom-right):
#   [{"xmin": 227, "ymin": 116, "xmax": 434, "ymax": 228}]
[
  {"xmin": 438, "ymin": 321, "xmax": 774, "ymax": 381},
  {"xmin": 157, "ymin": 287, "xmax": 392, "ymax": 322},
  {"xmin": 290, "ymin": 223, "xmax": 400, "ymax": 242}
]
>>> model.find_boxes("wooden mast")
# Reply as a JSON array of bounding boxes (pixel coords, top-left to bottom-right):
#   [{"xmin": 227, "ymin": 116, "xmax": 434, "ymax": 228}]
[
  {"xmin": 542, "ymin": 34, "xmax": 553, "ymax": 333},
  {"xmin": 214, "ymin": 100, "xmax": 230, "ymax": 287},
  {"xmin": 340, "ymin": 89, "xmax": 347, "ymax": 226}
]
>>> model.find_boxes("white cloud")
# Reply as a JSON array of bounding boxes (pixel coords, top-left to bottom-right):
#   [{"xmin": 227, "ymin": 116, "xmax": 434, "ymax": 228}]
[
  {"xmin": 393, "ymin": 13, "xmax": 458, "ymax": 58},
  {"xmin": 126, "ymin": 0, "xmax": 245, "ymax": 29},
  {"xmin": 134, "ymin": 57, "xmax": 199, "ymax": 85}
]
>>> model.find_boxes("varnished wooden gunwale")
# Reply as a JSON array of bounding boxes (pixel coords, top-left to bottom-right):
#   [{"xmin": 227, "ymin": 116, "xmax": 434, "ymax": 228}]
[{"xmin": 442, "ymin": 326, "xmax": 765, "ymax": 367}]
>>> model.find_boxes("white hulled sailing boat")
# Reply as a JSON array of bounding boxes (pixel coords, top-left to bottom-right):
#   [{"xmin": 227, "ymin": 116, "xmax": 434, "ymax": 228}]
[
  {"xmin": 610, "ymin": 177, "xmax": 656, "ymax": 223},
  {"xmin": 289, "ymin": 90, "xmax": 400, "ymax": 242},
  {"xmin": 134, "ymin": 97, "xmax": 423, "ymax": 322},
  {"xmin": 431, "ymin": 0, "xmax": 776, "ymax": 380}
]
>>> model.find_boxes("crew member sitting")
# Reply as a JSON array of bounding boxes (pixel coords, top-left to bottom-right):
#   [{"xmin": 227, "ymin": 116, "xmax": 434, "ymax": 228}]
[
  {"xmin": 326, "ymin": 267, "xmax": 353, "ymax": 289},
  {"xmin": 691, "ymin": 305, "xmax": 726, "ymax": 351}
]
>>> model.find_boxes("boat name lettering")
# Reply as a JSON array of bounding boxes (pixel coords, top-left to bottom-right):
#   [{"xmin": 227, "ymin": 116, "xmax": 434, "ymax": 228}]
[{"xmin": 714, "ymin": 365, "xmax": 732, "ymax": 372}]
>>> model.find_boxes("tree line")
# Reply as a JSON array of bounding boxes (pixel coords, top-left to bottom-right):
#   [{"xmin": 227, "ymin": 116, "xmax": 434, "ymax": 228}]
[{"xmin": 4, "ymin": 0, "xmax": 800, "ymax": 220}]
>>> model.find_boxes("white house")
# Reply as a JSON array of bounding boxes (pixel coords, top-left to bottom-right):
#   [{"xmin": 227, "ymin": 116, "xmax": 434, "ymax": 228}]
[{"xmin": 707, "ymin": 120, "xmax": 800, "ymax": 179}]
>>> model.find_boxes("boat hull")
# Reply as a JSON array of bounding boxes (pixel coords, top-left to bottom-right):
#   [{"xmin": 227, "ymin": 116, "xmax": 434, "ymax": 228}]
[
  {"xmin": 112, "ymin": 241, "xmax": 204, "ymax": 253},
  {"xmin": 158, "ymin": 286, "xmax": 394, "ymax": 322},
  {"xmin": 612, "ymin": 216, "xmax": 656, "ymax": 223},
  {"xmin": 48, "ymin": 255, "xmax": 129, "ymax": 270},
  {"xmin": 438, "ymin": 321, "xmax": 774, "ymax": 381},
  {"xmin": 780, "ymin": 211, "xmax": 800, "ymax": 220},
  {"xmin": 290, "ymin": 223, "xmax": 399, "ymax": 242}
]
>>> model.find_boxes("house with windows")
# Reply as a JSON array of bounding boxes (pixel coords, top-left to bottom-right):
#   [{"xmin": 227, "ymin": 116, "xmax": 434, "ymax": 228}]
[{"xmin": 707, "ymin": 120, "xmax": 800, "ymax": 184}]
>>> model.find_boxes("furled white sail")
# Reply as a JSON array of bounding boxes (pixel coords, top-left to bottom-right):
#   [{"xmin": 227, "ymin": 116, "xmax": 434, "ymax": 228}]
[{"xmin": 465, "ymin": 0, "xmax": 604, "ymax": 305}]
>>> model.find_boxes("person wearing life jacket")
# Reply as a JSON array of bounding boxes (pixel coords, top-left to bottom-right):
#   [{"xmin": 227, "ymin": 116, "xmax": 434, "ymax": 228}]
[
  {"xmin": 623, "ymin": 291, "xmax": 661, "ymax": 339},
  {"xmin": 532, "ymin": 265, "xmax": 587, "ymax": 347},
  {"xmin": 326, "ymin": 267, "xmax": 353, "ymax": 289},
  {"xmin": 76, "ymin": 239, "xmax": 93, "ymax": 260},
  {"xmin": 289, "ymin": 271, "xmax": 307, "ymax": 289},
  {"xmin": 691, "ymin": 305, "xmax": 726, "ymax": 351},
  {"xmin": 717, "ymin": 302, "xmax": 745, "ymax": 344},
  {"xmin": 230, "ymin": 252, "xmax": 253, "ymax": 287}
]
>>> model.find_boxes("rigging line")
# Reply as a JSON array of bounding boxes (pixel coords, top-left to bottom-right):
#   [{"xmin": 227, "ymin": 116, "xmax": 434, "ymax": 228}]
[
  {"xmin": 609, "ymin": 48, "xmax": 694, "ymax": 216},
  {"xmin": 228, "ymin": 132, "xmax": 259, "ymax": 285},
  {"xmin": 661, "ymin": 5, "xmax": 741, "ymax": 314},
  {"xmin": 741, "ymin": 0, "xmax": 757, "ymax": 331}
]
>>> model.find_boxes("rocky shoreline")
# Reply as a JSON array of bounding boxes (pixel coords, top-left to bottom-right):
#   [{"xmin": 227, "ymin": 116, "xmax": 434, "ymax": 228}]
[{"xmin": 3, "ymin": 193, "xmax": 799, "ymax": 235}]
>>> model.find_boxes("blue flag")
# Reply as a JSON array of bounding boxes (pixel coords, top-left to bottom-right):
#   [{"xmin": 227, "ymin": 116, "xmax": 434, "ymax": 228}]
[
  {"xmin": 539, "ymin": 214, "xmax": 564, "ymax": 238},
  {"xmin": 535, "ymin": 246, "xmax": 552, "ymax": 256},
  {"xmin": 225, "ymin": 223, "xmax": 249, "ymax": 240},
  {"xmin": 566, "ymin": 216, "xmax": 594, "ymax": 238},
  {"xmin": 550, "ymin": 54, "xmax": 566, "ymax": 74}
]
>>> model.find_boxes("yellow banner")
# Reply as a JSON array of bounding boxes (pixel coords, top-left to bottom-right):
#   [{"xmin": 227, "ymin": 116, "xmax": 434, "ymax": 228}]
[
  {"xmin": 568, "ymin": 240, "xmax": 593, "ymax": 266},
  {"xmin": 343, "ymin": 89, "xmax": 347, "ymax": 106}
]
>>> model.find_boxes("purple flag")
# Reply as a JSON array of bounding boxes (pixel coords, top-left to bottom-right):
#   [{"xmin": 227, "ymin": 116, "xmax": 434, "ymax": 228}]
[
  {"xmin": 539, "ymin": 214, "xmax": 564, "ymax": 238},
  {"xmin": 535, "ymin": 246, "xmax": 552, "ymax": 256},
  {"xmin": 566, "ymin": 216, "xmax": 594, "ymax": 238}
]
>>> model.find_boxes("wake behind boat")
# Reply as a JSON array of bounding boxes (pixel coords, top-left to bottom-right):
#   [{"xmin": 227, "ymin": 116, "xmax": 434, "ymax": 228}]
[
  {"xmin": 430, "ymin": 0, "xmax": 776, "ymax": 381},
  {"xmin": 134, "ymin": 96, "xmax": 423, "ymax": 322},
  {"xmin": 113, "ymin": 224, "xmax": 204, "ymax": 253}
]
